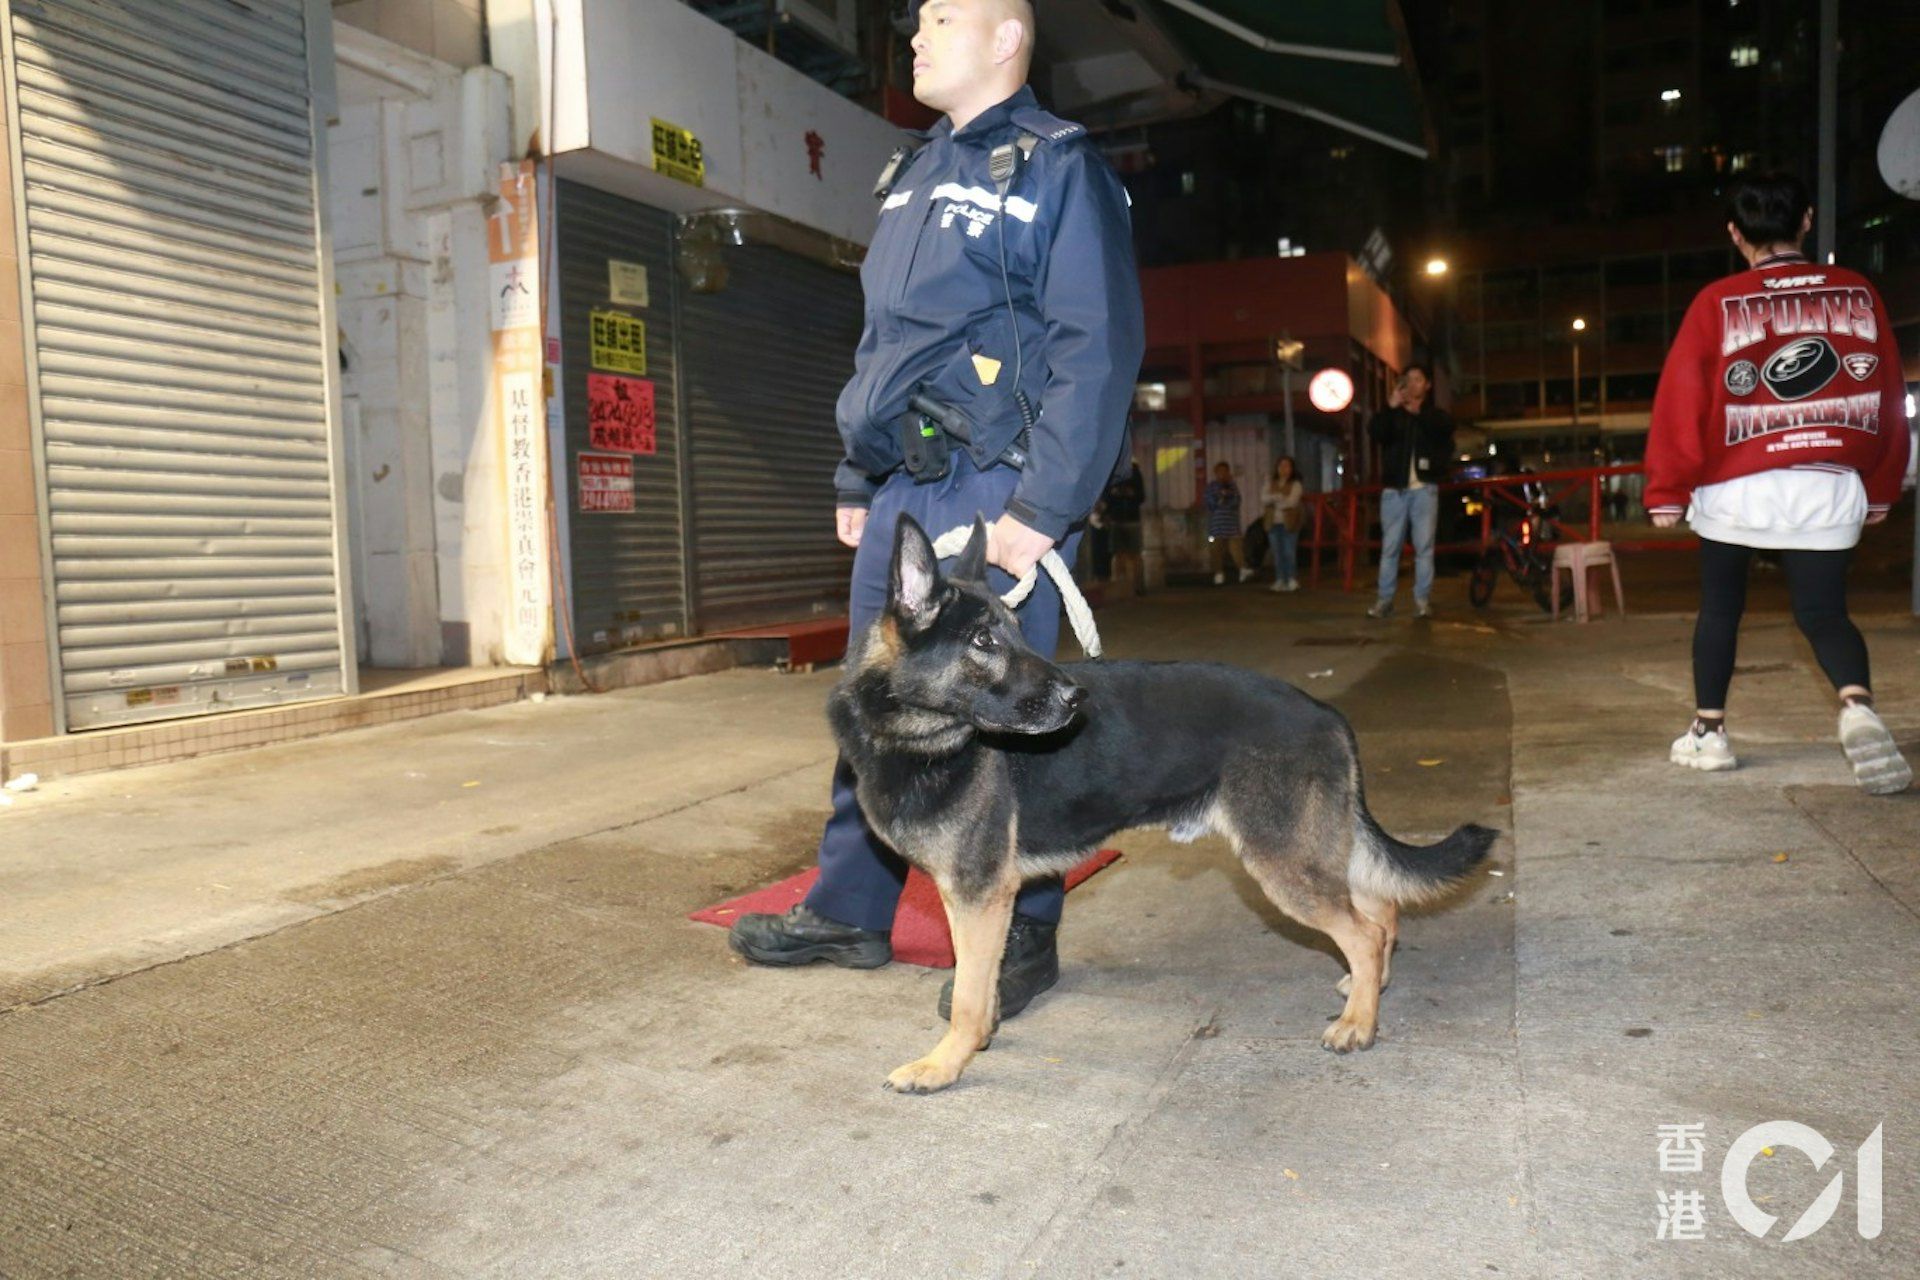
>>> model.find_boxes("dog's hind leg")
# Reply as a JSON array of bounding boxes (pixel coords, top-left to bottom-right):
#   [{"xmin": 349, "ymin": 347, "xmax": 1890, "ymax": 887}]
[
  {"xmin": 1337, "ymin": 895, "xmax": 1398, "ymax": 996},
  {"xmin": 1222, "ymin": 771, "xmax": 1397, "ymax": 1051},
  {"xmin": 1238, "ymin": 852, "xmax": 1388, "ymax": 1051},
  {"xmin": 885, "ymin": 877, "xmax": 1016, "ymax": 1095},
  {"xmin": 1314, "ymin": 904, "xmax": 1388, "ymax": 1052}
]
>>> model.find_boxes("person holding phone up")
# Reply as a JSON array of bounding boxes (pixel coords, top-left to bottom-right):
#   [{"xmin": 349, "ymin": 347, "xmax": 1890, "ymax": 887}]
[{"xmin": 1366, "ymin": 363, "xmax": 1454, "ymax": 619}]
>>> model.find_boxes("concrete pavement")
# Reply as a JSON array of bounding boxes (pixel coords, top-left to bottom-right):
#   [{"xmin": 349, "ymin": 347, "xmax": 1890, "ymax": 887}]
[{"xmin": 0, "ymin": 574, "xmax": 1914, "ymax": 1277}]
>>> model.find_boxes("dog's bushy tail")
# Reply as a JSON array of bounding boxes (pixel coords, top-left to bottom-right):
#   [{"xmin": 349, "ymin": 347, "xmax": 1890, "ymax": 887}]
[{"xmin": 1350, "ymin": 809, "xmax": 1498, "ymax": 906}]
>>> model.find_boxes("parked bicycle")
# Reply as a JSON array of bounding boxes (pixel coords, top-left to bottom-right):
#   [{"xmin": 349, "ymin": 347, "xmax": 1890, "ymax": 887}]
[{"xmin": 1468, "ymin": 495, "xmax": 1572, "ymax": 612}]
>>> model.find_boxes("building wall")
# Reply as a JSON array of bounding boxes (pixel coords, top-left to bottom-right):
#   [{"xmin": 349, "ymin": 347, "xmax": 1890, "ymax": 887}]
[
  {"xmin": 334, "ymin": 0, "xmax": 487, "ymax": 68},
  {"xmin": 489, "ymin": 0, "xmax": 905, "ymax": 246},
  {"xmin": 329, "ymin": 25, "xmax": 513, "ymax": 667},
  {"xmin": 1442, "ymin": 210, "xmax": 1735, "ymax": 430},
  {"xmin": 0, "ymin": 84, "xmax": 54, "ymax": 743}
]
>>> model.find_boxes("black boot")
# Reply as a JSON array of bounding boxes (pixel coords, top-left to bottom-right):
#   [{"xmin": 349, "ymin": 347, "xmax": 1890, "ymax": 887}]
[
  {"xmin": 937, "ymin": 914, "xmax": 1059, "ymax": 1022},
  {"xmin": 729, "ymin": 904, "xmax": 892, "ymax": 969}
]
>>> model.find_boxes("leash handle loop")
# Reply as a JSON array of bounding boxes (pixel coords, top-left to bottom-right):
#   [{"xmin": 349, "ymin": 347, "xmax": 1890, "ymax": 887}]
[{"xmin": 928, "ymin": 525, "xmax": 1102, "ymax": 659}]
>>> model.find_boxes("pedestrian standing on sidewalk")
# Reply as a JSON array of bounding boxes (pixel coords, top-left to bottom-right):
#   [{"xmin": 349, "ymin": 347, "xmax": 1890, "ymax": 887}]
[
  {"xmin": 1366, "ymin": 363, "xmax": 1453, "ymax": 619},
  {"xmin": 1206, "ymin": 461, "xmax": 1253, "ymax": 584},
  {"xmin": 1262, "ymin": 456, "xmax": 1306, "ymax": 592},
  {"xmin": 1102, "ymin": 458, "xmax": 1146, "ymax": 593},
  {"xmin": 1647, "ymin": 173, "xmax": 1911, "ymax": 793},
  {"xmin": 728, "ymin": 0, "xmax": 1147, "ymax": 1022}
]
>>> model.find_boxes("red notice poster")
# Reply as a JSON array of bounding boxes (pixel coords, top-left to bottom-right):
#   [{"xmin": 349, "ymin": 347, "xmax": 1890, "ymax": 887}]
[
  {"xmin": 578, "ymin": 452, "xmax": 635, "ymax": 513},
  {"xmin": 587, "ymin": 373, "xmax": 657, "ymax": 454}
]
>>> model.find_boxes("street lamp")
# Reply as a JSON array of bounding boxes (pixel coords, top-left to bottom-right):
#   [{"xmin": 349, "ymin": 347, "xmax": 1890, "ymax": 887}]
[
  {"xmin": 1570, "ymin": 318, "xmax": 1586, "ymax": 433},
  {"xmin": 1424, "ymin": 257, "xmax": 1449, "ymax": 277},
  {"xmin": 1273, "ymin": 335, "xmax": 1306, "ymax": 458}
]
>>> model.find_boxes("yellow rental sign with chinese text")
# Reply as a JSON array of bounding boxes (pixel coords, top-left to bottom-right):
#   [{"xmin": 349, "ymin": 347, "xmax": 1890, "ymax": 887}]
[
  {"xmin": 590, "ymin": 309, "xmax": 647, "ymax": 376},
  {"xmin": 651, "ymin": 118, "xmax": 705, "ymax": 187}
]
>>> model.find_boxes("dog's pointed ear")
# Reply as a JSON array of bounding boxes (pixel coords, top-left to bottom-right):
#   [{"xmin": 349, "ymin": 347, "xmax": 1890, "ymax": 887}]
[
  {"xmin": 890, "ymin": 515, "xmax": 944, "ymax": 633},
  {"xmin": 951, "ymin": 515, "xmax": 989, "ymax": 583}
]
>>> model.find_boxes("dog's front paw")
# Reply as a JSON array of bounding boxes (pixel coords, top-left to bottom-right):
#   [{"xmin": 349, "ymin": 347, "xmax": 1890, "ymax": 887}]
[
  {"xmin": 885, "ymin": 1056, "xmax": 961, "ymax": 1094},
  {"xmin": 1320, "ymin": 1018, "xmax": 1378, "ymax": 1053}
]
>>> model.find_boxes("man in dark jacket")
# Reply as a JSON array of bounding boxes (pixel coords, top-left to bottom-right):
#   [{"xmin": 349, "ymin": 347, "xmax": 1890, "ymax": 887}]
[
  {"xmin": 1366, "ymin": 363, "xmax": 1454, "ymax": 618},
  {"xmin": 729, "ymin": 0, "xmax": 1145, "ymax": 1023}
]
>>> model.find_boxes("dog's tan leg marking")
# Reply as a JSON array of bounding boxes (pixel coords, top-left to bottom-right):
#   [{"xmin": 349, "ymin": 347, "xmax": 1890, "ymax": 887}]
[
  {"xmin": 1337, "ymin": 896, "xmax": 1398, "ymax": 996},
  {"xmin": 885, "ymin": 881, "xmax": 1015, "ymax": 1094},
  {"xmin": 1318, "ymin": 906, "xmax": 1387, "ymax": 1053}
]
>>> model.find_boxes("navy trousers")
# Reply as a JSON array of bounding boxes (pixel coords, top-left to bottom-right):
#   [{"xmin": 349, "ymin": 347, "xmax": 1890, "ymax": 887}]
[{"xmin": 804, "ymin": 455, "xmax": 1080, "ymax": 932}]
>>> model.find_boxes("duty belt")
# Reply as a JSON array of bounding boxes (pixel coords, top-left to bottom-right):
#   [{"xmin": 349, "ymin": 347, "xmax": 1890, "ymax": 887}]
[{"xmin": 898, "ymin": 394, "xmax": 1030, "ymax": 483}]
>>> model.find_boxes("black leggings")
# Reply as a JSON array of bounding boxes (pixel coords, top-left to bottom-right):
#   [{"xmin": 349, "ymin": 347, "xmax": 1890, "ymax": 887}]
[{"xmin": 1693, "ymin": 538, "xmax": 1870, "ymax": 711}]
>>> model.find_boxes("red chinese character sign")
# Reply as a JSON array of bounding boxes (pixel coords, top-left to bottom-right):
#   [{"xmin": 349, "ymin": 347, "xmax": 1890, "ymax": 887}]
[
  {"xmin": 578, "ymin": 452, "xmax": 635, "ymax": 513},
  {"xmin": 587, "ymin": 374, "xmax": 656, "ymax": 454},
  {"xmin": 489, "ymin": 159, "xmax": 551, "ymax": 666}
]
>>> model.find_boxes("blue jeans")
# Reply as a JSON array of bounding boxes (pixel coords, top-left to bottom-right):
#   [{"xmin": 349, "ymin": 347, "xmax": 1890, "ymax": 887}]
[
  {"xmin": 1377, "ymin": 486, "xmax": 1438, "ymax": 607},
  {"xmin": 1266, "ymin": 522, "xmax": 1299, "ymax": 584},
  {"xmin": 805, "ymin": 455, "xmax": 1079, "ymax": 932}
]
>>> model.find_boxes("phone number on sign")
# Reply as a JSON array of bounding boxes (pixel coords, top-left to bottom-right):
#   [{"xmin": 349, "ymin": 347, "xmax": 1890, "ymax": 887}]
[{"xmin": 587, "ymin": 373, "xmax": 656, "ymax": 454}]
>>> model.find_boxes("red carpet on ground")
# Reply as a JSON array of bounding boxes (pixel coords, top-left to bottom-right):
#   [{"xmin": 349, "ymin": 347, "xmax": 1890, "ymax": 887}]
[{"xmin": 689, "ymin": 851, "xmax": 1123, "ymax": 968}]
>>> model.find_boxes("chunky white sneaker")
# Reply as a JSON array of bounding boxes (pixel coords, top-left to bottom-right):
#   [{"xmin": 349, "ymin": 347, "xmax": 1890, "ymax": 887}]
[
  {"xmin": 1212, "ymin": 572, "xmax": 1226, "ymax": 585},
  {"xmin": 1366, "ymin": 600, "xmax": 1394, "ymax": 619},
  {"xmin": 1238, "ymin": 567, "xmax": 1257, "ymax": 583},
  {"xmin": 1670, "ymin": 724, "xmax": 1736, "ymax": 772},
  {"xmin": 1839, "ymin": 704, "xmax": 1912, "ymax": 795},
  {"xmin": 1269, "ymin": 580, "xmax": 1286, "ymax": 593}
]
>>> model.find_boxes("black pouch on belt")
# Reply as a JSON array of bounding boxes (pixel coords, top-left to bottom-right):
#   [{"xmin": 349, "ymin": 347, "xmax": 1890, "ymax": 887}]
[{"xmin": 898, "ymin": 412, "xmax": 952, "ymax": 483}]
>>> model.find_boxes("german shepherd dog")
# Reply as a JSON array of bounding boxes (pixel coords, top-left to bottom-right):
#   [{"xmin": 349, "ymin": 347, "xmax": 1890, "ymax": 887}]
[{"xmin": 832, "ymin": 516, "xmax": 1497, "ymax": 1094}]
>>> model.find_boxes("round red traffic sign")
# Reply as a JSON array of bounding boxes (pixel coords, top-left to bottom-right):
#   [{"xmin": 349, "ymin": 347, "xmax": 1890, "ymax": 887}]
[{"xmin": 1308, "ymin": 367, "xmax": 1354, "ymax": 413}]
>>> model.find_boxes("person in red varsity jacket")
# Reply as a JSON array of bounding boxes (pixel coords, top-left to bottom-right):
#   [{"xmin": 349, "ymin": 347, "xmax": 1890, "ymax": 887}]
[{"xmin": 1647, "ymin": 173, "xmax": 1911, "ymax": 793}]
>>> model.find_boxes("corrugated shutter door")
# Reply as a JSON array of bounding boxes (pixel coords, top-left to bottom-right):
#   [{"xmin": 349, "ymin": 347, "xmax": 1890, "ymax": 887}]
[
  {"xmin": 679, "ymin": 243, "xmax": 857, "ymax": 630},
  {"xmin": 555, "ymin": 181, "xmax": 687, "ymax": 650},
  {"xmin": 7, "ymin": 0, "xmax": 348, "ymax": 729}
]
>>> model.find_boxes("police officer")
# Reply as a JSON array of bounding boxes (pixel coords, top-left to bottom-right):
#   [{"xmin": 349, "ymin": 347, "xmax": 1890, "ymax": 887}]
[{"xmin": 730, "ymin": 0, "xmax": 1145, "ymax": 1022}]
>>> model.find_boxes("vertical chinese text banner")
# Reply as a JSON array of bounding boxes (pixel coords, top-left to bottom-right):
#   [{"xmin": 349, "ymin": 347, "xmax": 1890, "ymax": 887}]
[{"xmin": 489, "ymin": 160, "xmax": 552, "ymax": 665}]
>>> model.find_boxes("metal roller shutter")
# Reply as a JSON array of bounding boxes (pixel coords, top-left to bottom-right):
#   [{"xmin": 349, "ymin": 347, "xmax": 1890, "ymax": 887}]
[
  {"xmin": 4, "ymin": 0, "xmax": 350, "ymax": 730},
  {"xmin": 679, "ymin": 243, "xmax": 858, "ymax": 631},
  {"xmin": 555, "ymin": 181, "xmax": 688, "ymax": 650}
]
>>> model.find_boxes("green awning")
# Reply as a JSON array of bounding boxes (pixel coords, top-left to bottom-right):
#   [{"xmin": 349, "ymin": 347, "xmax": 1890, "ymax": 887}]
[{"xmin": 1152, "ymin": 0, "xmax": 1432, "ymax": 159}]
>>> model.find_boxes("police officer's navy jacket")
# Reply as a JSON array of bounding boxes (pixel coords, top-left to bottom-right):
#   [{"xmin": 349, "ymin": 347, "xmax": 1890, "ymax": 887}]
[{"xmin": 834, "ymin": 85, "xmax": 1146, "ymax": 541}]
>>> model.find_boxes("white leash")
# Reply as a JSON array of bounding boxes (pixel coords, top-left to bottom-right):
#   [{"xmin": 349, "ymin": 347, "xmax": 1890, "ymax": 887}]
[{"xmin": 929, "ymin": 526, "xmax": 1103, "ymax": 658}]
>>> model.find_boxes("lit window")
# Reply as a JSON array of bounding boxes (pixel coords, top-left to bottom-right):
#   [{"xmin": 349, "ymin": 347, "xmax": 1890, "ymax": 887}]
[
  {"xmin": 1659, "ymin": 87, "xmax": 1683, "ymax": 115},
  {"xmin": 1730, "ymin": 152, "xmax": 1757, "ymax": 172},
  {"xmin": 1180, "ymin": 171, "xmax": 1196, "ymax": 196},
  {"xmin": 1658, "ymin": 145, "xmax": 1686, "ymax": 172},
  {"xmin": 1730, "ymin": 44, "xmax": 1759, "ymax": 67}
]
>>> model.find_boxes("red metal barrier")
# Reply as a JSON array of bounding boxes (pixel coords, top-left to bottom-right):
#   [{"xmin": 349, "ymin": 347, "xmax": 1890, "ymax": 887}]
[{"xmin": 1300, "ymin": 464, "xmax": 1694, "ymax": 592}]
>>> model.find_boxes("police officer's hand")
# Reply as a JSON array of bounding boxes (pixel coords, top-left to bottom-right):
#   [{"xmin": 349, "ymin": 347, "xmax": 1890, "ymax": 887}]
[
  {"xmin": 1865, "ymin": 510, "xmax": 1888, "ymax": 526},
  {"xmin": 1651, "ymin": 512, "xmax": 1680, "ymax": 529},
  {"xmin": 987, "ymin": 515, "xmax": 1055, "ymax": 581},
  {"xmin": 836, "ymin": 506, "xmax": 868, "ymax": 548}
]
